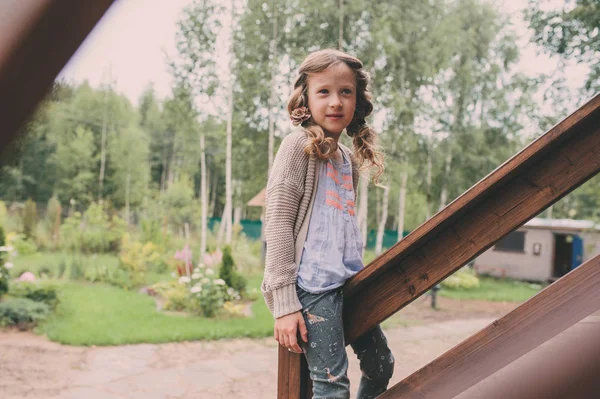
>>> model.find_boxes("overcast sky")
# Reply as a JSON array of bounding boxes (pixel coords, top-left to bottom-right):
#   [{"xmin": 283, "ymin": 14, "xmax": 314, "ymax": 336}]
[{"xmin": 59, "ymin": 0, "xmax": 590, "ymax": 109}]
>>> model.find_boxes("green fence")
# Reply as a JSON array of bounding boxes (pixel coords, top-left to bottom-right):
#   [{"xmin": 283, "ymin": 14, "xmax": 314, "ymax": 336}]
[{"xmin": 209, "ymin": 218, "xmax": 408, "ymax": 251}]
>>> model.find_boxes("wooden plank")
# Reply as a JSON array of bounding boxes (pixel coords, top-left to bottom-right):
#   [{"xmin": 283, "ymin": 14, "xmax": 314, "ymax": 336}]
[
  {"xmin": 0, "ymin": 0, "xmax": 115, "ymax": 157},
  {"xmin": 379, "ymin": 252, "xmax": 600, "ymax": 398},
  {"xmin": 277, "ymin": 346, "xmax": 311, "ymax": 399},
  {"xmin": 456, "ymin": 312, "xmax": 600, "ymax": 398},
  {"xmin": 342, "ymin": 93, "xmax": 600, "ymax": 344}
]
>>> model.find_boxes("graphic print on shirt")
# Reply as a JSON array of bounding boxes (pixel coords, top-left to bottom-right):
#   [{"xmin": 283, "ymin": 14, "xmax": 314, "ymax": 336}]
[{"xmin": 325, "ymin": 162, "xmax": 355, "ymax": 216}]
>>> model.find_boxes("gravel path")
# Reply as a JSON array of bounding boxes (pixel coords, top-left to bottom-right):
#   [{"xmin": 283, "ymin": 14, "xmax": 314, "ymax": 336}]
[{"xmin": 0, "ymin": 297, "xmax": 518, "ymax": 398}]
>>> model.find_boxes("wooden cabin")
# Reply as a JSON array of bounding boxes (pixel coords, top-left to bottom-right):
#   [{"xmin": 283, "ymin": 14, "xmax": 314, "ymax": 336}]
[{"xmin": 474, "ymin": 218, "xmax": 600, "ymax": 282}]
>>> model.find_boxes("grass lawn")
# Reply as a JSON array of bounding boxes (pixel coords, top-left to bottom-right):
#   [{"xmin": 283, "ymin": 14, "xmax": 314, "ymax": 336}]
[
  {"xmin": 439, "ymin": 276, "xmax": 544, "ymax": 302},
  {"xmin": 38, "ymin": 274, "xmax": 274, "ymax": 346}
]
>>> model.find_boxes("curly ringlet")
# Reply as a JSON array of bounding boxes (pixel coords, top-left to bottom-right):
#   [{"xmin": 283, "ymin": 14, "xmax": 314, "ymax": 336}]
[{"xmin": 287, "ymin": 49, "xmax": 384, "ymax": 183}]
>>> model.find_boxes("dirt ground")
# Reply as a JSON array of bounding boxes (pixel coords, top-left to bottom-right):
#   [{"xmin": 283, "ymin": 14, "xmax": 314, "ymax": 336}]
[{"xmin": 0, "ymin": 297, "xmax": 518, "ymax": 399}]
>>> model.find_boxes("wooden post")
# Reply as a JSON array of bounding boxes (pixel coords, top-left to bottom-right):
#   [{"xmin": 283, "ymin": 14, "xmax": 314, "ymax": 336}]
[{"xmin": 277, "ymin": 346, "xmax": 311, "ymax": 399}]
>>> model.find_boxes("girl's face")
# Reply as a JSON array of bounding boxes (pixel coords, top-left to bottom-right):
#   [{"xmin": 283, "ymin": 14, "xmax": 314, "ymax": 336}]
[{"xmin": 306, "ymin": 62, "xmax": 357, "ymax": 137}]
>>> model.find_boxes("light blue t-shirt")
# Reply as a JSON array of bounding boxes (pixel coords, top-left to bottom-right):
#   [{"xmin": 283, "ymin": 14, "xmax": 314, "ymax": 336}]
[{"xmin": 297, "ymin": 151, "xmax": 364, "ymax": 293}]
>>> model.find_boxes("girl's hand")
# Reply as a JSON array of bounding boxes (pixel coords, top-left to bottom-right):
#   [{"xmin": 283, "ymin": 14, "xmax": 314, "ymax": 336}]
[{"xmin": 274, "ymin": 311, "xmax": 308, "ymax": 353}]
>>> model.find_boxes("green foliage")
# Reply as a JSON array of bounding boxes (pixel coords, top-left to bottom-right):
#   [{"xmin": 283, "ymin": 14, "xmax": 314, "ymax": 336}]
[
  {"xmin": 161, "ymin": 176, "xmax": 201, "ymax": 232},
  {"xmin": 527, "ymin": 0, "xmax": 600, "ymax": 92},
  {"xmin": 84, "ymin": 263, "xmax": 133, "ymax": 290},
  {"xmin": 45, "ymin": 195, "xmax": 62, "ymax": 249},
  {"xmin": 0, "ymin": 226, "xmax": 7, "ymax": 296},
  {"xmin": 219, "ymin": 245, "xmax": 246, "ymax": 295},
  {"xmin": 57, "ymin": 258, "xmax": 67, "ymax": 278},
  {"xmin": 0, "ymin": 298, "xmax": 50, "ymax": 329},
  {"xmin": 9, "ymin": 281, "xmax": 59, "ymax": 309},
  {"xmin": 150, "ymin": 281, "xmax": 188, "ymax": 311},
  {"xmin": 22, "ymin": 199, "xmax": 37, "ymax": 239},
  {"xmin": 440, "ymin": 275, "xmax": 543, "ymax": 302},
  {"xmin": 118, "ymin": 234, "xmax": 161, "ymax": 285},
  {"xmin": 59, "ymin": 203, "xmax": 126, "ymax": 253},
  {"xmin": 0, "ymin": 201, "xmax": 7, "ymax": 228},
  {"xmin": 69, "ymin": 256, "xmax": 85, "ymax": 281},
  {"xmin": 441, "ymin": 268, "xmax": 480, "ymax": 289},
  {"xmin": 7, "ymin": 232, "xmax": 38, "ymax": 256},
  {"xmin": 185, "ymin": 268, "xmax": 229, "ymax": 318}
]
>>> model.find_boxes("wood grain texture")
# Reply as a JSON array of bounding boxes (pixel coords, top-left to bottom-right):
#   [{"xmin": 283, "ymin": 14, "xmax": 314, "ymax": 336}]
[
  {"xmin": 379, "ymin": 253, "xmax": 600, "ymax": 399},
  {"xmin": 277, "ymin": 346, "xmax": 311, "ymax": 399},
  {"xmin": 0, "ymin": 0, "xmax": 115, "ymax": 158},
  {"xmin": 344, "ymin": 93, "xmax": 600, "ymax": 300},
  {"xmin": 343, "ymin": 93, "xmax": 600, "ymax": 344}
]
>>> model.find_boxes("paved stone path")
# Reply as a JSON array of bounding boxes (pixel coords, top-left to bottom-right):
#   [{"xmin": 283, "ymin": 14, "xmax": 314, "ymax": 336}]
[{"xmin": 0, "ymin": 318, "xmax": 494, "ymax": 399}]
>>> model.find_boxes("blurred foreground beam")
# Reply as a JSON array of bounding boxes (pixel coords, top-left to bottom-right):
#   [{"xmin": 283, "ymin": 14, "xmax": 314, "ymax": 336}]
[
  {"xmin": 381, "ymin": 252, "xmax": 600, "ymax": 398},
  {"xmin": 0, "ymin": 0, "xmax": 116, "ymax": 156}
]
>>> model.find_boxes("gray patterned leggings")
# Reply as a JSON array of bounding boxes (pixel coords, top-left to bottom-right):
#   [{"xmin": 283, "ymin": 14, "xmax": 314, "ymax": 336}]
[{"xmin": 297, "ymin": 285, "xmax": 395, "ymax": 399}]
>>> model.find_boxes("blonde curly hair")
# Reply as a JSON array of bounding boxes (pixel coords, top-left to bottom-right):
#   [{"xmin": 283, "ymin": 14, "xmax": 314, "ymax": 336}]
[{"xmin": 287, "ymin": 49, "xmax": 384, "ymax": 183}]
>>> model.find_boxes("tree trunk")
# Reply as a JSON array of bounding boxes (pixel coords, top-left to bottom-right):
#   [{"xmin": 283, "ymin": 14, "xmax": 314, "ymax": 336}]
[
  {"xmin": 125, "ymin": 172, "xmax": 130, "ymax": 225},
  {"xmin": 217, "ymin": 202, "xmax": 230, "ymax": 245},
  {"xmin": 375, "ymin": 185, "xmax": 389, "ymax": 255},
  {"xmin": 338, "ymin": 0, "xmax": 344, "ymax": 50},
  {"xmin": 357, "ymin": 174, "xmax": 369, "ymax": 249},
  {"xmin": 160, "ymin": 146, "xmax": 168, "ymax": 193},
  {"xmin": 267, "ymin": 0, "xmax": 278, "ymax": 178},
  {"xmin": 397, "ymin": 168, "xmax": 408, "ymax": 242},
  {"xmin": 425, "ymin": 136, "xmax": 433, "ymax": 220},
  {"xmin": 199, "ymin": 132, "xmax": 208, "ymax": 262},
  {"xmin": 438, "ymin": 142, "xmax": 453, "ymax": 211},
  {"xmin": 209, "ymin": 172, "xmax": 217, "ymax": 218},
  {"xmin": 99, "ymin": 88, "xmax": 108, "ymax": 200},
  {"xmin": 221, "ymin": 0, "xmax": 235, "ymax": 245},
  {"xmin": 547, "ymin": 205, "xmax": 553, "ymax": 219}
]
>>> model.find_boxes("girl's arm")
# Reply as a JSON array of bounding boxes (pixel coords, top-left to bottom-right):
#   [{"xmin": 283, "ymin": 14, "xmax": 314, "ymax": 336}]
[{"xmin": 263, "ymin": 132, "xmax": 309, "ymax": 318}]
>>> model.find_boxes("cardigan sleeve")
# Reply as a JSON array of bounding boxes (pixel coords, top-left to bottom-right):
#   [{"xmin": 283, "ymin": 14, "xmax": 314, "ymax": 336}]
[{"xmin": 262, "ymin": 132, "xmax": 309, "ymax": 318}]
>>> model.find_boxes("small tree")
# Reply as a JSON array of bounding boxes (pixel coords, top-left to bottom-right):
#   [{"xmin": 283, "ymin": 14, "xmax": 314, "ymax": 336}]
[
  {"xmin": 218, "ymin": 245, "xmax": 246, "ymax": 295},
  {"xmin": 46, "ymin": 195, "xmax": 62, "ymax": 248},
  {"xmin": 23, "ymin": 199, "xmax": 37, "ymax": 239},
  {"xmin": 0, "ymin": 226, "xmax": 9, "ymax": 297}
]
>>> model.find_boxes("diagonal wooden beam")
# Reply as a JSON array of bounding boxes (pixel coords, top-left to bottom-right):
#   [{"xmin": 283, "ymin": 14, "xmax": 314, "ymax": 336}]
[
  {"xmin": 342, "ymin": 93, "xmax": 600, "ymax": 344},
  {"xmin": 0, "ymin": 0, "xmax": 115, "ymax": 158},
  {"xmin": 379, "ymin": 252, "xmax": 600, "ymax": 398}
]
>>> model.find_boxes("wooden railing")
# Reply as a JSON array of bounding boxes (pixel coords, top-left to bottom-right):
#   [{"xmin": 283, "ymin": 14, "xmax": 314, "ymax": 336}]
[{"xmin": 278, "ymin": 93, "xmax": 600, "ymax": 398}]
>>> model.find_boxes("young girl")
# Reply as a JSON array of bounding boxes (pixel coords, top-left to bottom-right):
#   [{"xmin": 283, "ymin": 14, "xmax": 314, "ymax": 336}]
[{"xmin": 262, "ymin": 49, "xmax": 393, "ymax": 398}]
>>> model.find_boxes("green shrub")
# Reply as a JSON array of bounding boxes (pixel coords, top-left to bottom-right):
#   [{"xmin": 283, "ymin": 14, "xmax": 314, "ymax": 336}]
[
  {"xmin": 157, "ymin": 282, "xmax": 188, "ymax": 312},
  {"xmin": 59, "ymin": 203, "xmax": 126, "ymax": 253},
  {"xmin": 0, "ymin": 226, "xmax": 8, "ymax": 297},
  {"xmin": 8, "ymin": 233, "xmax": 38, "ymax": 256},
  {"xmin": 45, "ymin": 195, "xmax": 62, "ymax": 249},
  {"xmin": 69, "ymin": 257, "xmax": 85, "ymax": 281},
  {"xmin": 9, "ymin": 282, "xmax": 59, "ymax": 309},
  {"xmin": 219, "ymin": 245, "xmax": 246, "ymax": 295},
  {"xmin": 441, "ymin": 268, "xmax": 480, "ymax": 289},
  {"xmin": 119, "ymin": 234, "xmax": 160, "ymax": 285},
  {"xmin": 57, "ymin": 258, "xmax": 67, "ymax": 279},
  {"xmin": 84, "ymin": 263, "xmax": 133, "ymax": 290},
  {"xmin": 0, "ymin": 298, "xmax": 50, "ymax": 329},
  {"xmin": 23, "ymin": 199, "xmax": 37, "ymax": 239},
  {"xmin": 186, "ymin": 268, "xmax": 228, "ymax": 317},
  {"xmin": 0, "ymin": 201, "xmax": 7, "ymax": 228}
]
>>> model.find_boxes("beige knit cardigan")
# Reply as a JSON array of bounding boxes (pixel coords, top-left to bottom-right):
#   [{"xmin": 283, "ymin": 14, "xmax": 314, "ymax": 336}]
[{"xmin": 261, "ymin": 129, "xmax": 360, "ymax": 318}]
